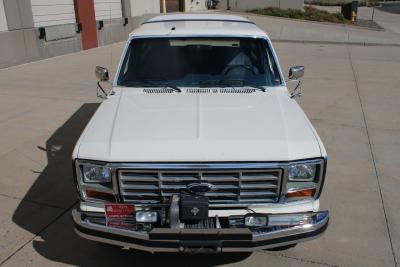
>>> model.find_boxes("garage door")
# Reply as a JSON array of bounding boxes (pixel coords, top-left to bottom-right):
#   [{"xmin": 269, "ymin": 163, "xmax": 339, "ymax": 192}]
[
  {"xmin": 31, "ymin": 0, "xmax": 76, "ymax": 27},
  {"xmin": 94, "ymin": 0, "xmax": 122, "ymax": 20}
]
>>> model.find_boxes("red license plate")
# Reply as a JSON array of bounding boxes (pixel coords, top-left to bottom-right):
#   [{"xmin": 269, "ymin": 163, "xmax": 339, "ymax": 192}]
[{"xmin": 105, "ymin": 204, "xmax": 136, "ymax": 229}]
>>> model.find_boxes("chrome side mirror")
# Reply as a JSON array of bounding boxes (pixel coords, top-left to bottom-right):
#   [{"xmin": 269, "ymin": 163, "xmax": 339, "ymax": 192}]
[
  {"xmin": 97, "ymin": 86, "xmax": 108, "ymax": 99},
  {"xmin": 95, "ymin": 66, "xmax": 109, "ymax": 81},
  {"xmin": 288, "ymin": 66, "xmax": 304, "ymax": 98},
  {"xmin": 95, "ymin": 66, "xmax": 109, "ymax": 99},
  {"xmin": 288, "ymin": 66, "xmax": 304, "ymax": 80}
]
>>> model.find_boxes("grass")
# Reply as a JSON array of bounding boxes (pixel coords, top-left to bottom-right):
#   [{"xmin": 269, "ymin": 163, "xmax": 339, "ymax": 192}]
[{"xmin": 250, "ymin": 6, "xmax": 350, "ymax": 24}]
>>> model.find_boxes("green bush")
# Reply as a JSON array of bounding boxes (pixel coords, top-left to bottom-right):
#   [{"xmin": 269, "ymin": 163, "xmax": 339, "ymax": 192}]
[
  {"xmin": 304, "ymin": 0, "xmax": 378, "ymax": 6},
  {"xmin": 250, "ymin": 6, "xmax": 350, "ymax": 24}
]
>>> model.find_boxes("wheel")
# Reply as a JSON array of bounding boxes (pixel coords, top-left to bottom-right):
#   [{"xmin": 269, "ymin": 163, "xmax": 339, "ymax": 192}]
[{"xmin": 267, "ymin": 243, "xmax": 297, "ymax": 251}]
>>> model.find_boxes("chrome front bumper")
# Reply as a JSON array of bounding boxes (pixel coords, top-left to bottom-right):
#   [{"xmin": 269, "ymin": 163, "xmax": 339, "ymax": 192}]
[{"xmin": 72, "ymin": 209, "xmax": 329, "ymax": 253}]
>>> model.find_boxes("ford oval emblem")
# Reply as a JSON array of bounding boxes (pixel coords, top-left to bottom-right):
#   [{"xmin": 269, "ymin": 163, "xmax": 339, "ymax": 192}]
[{"xmin": 187, "ymin": 183, "xmax": 214, "ymax": 194}]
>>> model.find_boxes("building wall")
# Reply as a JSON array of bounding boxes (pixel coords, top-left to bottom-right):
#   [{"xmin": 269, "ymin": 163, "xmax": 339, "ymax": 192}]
[
  {"xmin": 0, "ymin": 0, "xmax": 159, "ymax": 68},
  {"xmin": 3, "ymin": 0, "xmax": 34, "ymax": 30},
  {"xmin": 0, "ymin": 0, "xmax": 7, "ymax": 31},
  {"xmin": 130, "ymin": 0, "xmax": 160, "ymax": 17},
  {"xmin": 184, "ymin": 0, "xmax": 207, "ymax": 12}
]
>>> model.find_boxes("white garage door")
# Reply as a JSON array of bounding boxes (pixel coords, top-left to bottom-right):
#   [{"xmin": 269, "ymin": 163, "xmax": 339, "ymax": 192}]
[
  {"xmin": 94, "ymin": 0, "xmax": 123, "ymax": 20},
  {"xmin": 31, "ymin": 0, "xmax": 76, "ymax": 28}
]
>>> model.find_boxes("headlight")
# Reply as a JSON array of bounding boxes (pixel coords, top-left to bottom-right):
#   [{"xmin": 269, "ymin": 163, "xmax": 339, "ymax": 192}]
[
  {"xmin": 74, "ymin": 160, "xmax": 115, "ymax": 202},
  {"xmin": 286, "ymin": 159, "xmax": 325, "ymax": 200},
  {"xmin": 288, "ymin": 164, "xmax": 317, "ymax": 182},
  {"xmin": 82, "ymin": 164, "xmax": 112, "ymax": 183}
]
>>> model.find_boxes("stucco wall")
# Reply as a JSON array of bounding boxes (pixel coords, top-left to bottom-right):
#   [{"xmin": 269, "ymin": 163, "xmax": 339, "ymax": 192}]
[
  {"xmin": 130, "ymin": 0, "xmax": 160, "ymax": 17},
  {"xmin": 0, "ymin": 28, "xmax": 82, "ymax": 68}
]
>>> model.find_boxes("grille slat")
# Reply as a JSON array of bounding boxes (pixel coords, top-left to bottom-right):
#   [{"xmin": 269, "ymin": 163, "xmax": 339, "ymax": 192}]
[
  {"xmin": 240, "ymin": 183, "xmax": 277, "ymax": 189},
  {"xmin": 121, "ymin": 184, "xmax": 159, "ymax": 190},
  {"xmin": 123, "ymin": 192, "xmax": 160, "ymax": 197},
  {"xmin": 118, "ymin": 168, "xmax": 281, "ymax": 205}
]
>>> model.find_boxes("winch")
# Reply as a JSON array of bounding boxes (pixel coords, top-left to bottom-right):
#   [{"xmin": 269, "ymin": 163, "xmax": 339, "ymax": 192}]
[{"xmin": 168, "ymin": 193, "xmax": 214, "ymax": 229}]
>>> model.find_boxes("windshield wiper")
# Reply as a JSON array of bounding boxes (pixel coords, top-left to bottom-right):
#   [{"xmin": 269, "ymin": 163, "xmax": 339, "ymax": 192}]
[
  {"xmin": 200, "ymin": 79, "xmax": 266, "ymax": 92},
  {"xmin": 122, "ymin": 80, "xmax": 182, "ymax": 93}
]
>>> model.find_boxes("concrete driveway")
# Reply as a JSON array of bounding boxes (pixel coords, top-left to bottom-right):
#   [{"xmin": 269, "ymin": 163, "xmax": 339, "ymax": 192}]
[{"xmin": 0, "ymin": 39, "xmax": 400, "ymax": 267}]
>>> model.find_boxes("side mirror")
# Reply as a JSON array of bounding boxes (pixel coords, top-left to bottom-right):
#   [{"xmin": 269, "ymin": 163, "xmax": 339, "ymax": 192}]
[
  {"xmin": 288, "ymin": 66, "xmax": 304, "ymax": 80},
  {"xmin": 95, "ymin": 66, "xmax": 109, "ymax": 99},
  {"xmin": 288, "ymin": 66, "xmax": 304, "ymax": 99},
  {"xmin": 95, "ymin": 66, "xmax": 109, "ymax": 81},
  {"xmin": 97, "ymin": 86, "xmax": 108, "ymax": 99}
]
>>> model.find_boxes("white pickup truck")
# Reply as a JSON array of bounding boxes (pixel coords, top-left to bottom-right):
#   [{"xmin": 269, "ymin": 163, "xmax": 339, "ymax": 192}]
[{"xmin": 72, "ymin": 14, "xmax": 329, "ymax": 253}]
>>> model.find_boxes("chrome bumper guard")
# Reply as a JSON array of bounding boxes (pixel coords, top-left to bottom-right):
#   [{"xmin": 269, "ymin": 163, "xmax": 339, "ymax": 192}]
[{"xmin": 72, "ymin": 209, "xmax": 329, "ymax": 253}]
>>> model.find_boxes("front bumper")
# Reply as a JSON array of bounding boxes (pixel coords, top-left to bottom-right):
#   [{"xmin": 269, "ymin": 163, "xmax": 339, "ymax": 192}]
[{"xmin": 72, "ymin": 209, "xmax": 329, "ymax": 253}]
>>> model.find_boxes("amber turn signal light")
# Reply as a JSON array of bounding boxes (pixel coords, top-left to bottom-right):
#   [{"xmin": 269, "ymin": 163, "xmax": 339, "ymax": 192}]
[
  {"xmin": 286, "ymin": 189, "xmax": 314, "ymax": 198},
  {"xmin": 85, "ymin": 189, "xmax": 115, "ymax": 202}
]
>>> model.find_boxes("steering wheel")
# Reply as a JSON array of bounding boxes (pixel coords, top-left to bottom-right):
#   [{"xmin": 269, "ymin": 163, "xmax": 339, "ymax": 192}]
[{"xmin": 223, "ymin": 64, "xmax": 256, "ymax": 75}]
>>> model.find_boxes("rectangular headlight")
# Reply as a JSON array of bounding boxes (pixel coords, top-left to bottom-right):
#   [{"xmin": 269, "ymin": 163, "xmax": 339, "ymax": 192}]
[
  {"xmin": 74, "ymin": 160, "xmax": 115, "ymax": 202},
  {"xmin": 286, "ymin": 159, "xmax": 325, "ymax": 199},
  {"xmin": 81, "ymin": 163, "xmax": 112, "ymax": 183},
  {"xmin": 288, "ymin": 163, "xmax": 317, "ymax": 182}
]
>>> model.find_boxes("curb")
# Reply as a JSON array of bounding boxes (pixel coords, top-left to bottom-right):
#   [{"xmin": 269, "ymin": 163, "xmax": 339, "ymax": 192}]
[
  {"xmin": 271, "ymin": 39, "xmax": 400, "ymax": 47},
  {"xmin": 223, "ymin": 10, "xmax": 385, "ymax": 32}
]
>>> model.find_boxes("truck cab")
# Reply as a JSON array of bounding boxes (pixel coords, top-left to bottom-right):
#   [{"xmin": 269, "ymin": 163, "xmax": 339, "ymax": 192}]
[{"xmin": 72, "ymin": 14, "xmax": 329, "ymax": 253}]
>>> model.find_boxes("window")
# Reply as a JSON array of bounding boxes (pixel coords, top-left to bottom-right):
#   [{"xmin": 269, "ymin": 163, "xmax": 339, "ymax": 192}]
[{"xmin": 118, "ymin": 37, "xmax": 282, "ymax": 88}]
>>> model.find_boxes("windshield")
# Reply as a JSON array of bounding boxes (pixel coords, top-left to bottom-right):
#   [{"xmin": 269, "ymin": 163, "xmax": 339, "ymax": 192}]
[{"xmin": 117, "ymin": 37, "xmax": 282, "ymax": 88}]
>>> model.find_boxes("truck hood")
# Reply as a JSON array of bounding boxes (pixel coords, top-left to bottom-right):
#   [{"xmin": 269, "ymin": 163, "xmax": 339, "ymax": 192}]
[{"xmin": 75, "ymin": 87, "xmax": 323, "ymax": 162}]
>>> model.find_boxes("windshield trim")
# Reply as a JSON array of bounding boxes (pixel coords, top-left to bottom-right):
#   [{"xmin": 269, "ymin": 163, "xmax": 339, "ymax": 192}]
[{"xmin": 113, "ymin": 35, "xmax": 285, "ymax": 88}]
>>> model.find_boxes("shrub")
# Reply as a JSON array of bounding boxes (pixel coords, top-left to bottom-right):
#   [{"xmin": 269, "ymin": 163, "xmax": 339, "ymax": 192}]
[{"xmin": 250, "ymin": 6, "xmax": 350, "ymax": 24}]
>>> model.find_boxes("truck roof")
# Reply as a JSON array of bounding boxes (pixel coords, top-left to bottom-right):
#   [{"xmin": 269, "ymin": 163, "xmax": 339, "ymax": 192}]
[{"xmin": 129, "ymin": 14, "xmax": 268, "ymax": 39}]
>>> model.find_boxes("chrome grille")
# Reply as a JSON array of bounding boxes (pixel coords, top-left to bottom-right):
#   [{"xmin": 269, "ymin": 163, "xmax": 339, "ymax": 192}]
[{"xmin": 118, "ymin": 169, "xmax": 282, "ymax": 205}]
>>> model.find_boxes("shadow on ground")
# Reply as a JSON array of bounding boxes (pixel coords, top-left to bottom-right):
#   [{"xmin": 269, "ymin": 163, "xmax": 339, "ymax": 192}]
[
  {"xmin": 378, "ymin": 2, "xmax": 400, "ymax": 14},
  {"xmin": 11, "ymin": 103, "xmax": 251, "ymax": 266}
]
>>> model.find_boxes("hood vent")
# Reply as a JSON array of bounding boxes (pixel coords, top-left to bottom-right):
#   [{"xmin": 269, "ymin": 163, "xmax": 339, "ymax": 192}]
[
  {"xmin": 220, "ymin": 88, "xmax": 257, "ymax": 94},
  {"xmin": 187, "ymin": 88, "xmax": 212, "ymax": 94},
  {"xmin": 143, "ymin": 88, "xmax": 175, "ymax": 94},
  {"xmin": 142, "ymin": 88, "xmax": 261, "ymax": 94}
]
